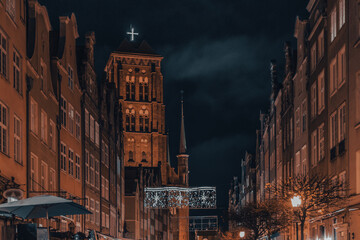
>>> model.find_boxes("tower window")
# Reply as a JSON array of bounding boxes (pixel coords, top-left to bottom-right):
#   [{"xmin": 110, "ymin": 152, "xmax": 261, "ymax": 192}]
[
  {"xmin": 141, "ymin": 151, "xmax": 147, "ymax": 162},
  {"xmin": 125, "ymin": 107, "xmax": 136, "ymax": 131},
  {"xmin": 128, "ymin": 151, "xmax": 134, "ymax": 162},
  {"xmin": 139, "ymin": 76, "xmax": 149, "ymax": 101},
  {"xmin": 125, "ymin": 75, "xmax": 135, "ymax": 100},
  {"xmin": 139, "ymin": 107, "xmax": 149, "ymax": 132}
]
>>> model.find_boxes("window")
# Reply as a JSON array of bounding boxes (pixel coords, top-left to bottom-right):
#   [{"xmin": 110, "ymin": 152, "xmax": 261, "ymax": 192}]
[
  {"xmin": 40, "ymin": 110, "xmax": 47, "ymax": 143},
  {"xmin": 330, "ymin": 111, "xmax": 338, "ymax": 149},
  {"xmin": 30, "ymin": 154, "xmax": 38, "ymax": 191},
  {"xmin": 295, "ymin": 151, "xmax": 300, "ymax": 176},
  {"xmin": 339, "ymin": 0, "xmax": 345, "ymax": 29},
  {"xmin": 102, "ymin": 142, "xmax": 109, "ymax": 167},
  {"xmin": 74, "ymin": 154, "xmax": 80, "ymax": 180},
  {"xmin": 90, "ymin": 199, "xmax": 95, "ymax": 223},
  {"xmin": 125, "ymin": 75, "xmax": 135, "ymax": 100},
  {"xmin": 338, "ymin": 46, "xmax": 346, "ymax": 87},
  {"xmin": 302, "ymin": 100, "xmax": 307, "ymax": 132},
  {"xmin": 6, "ymin": 0, "xmax": 16, "ymax": 19},
  {"xmin": 49, "ymin": 168, "xmax": 55, "ymax": 191},
  {"xmin": 105, "ymin": 178, "xmax": 109, "ymax": 200},
  {"xmin": 102, "ymin": 212, "xmax": 105, "ymax": 227},
  {"xmin": 318, "ymin": 31, "xmax": 324, "ymax": 60},
  {"xmin": 95, "ymin": 122, "xmax": 99, "ymax": 146},
  {"xmin": 95, "ymin": 201, "xmax": 100, "ymax": 226},
  {"xmin": 318, "ymin": 71, "xmax": 325, "ymax": 113},
  {"xmin": 40, "ymin": 59, "xmax": 46, "ymax": 92},
  {"xmin": 60, "ymin": 96, "xmax": 67, "ymax": 127},
  {"xmin": 295, "ymin": 108, "xmax": 300, "ymax": 138},
  {"xmin": 311, "ymin": 44, "xmax": 317, "ymax": 71},
  {"xmin": 319, "ymin": 123, "xmax": 325, "ymax": 160},
  {"xmin": 311, "ymin": 83, "xmax": 317, "ymax": 119},
  {"xmin": 311, "ymin": 130, "xmax": 317, "ymax": 167},
  {"xmin": 301, "ymin": 145, "xmax": 307, "ymax": 175},
  {"xmin": 40, "ymin": 162, "xmax": 48, "ymax": 190},
  {"xmin": 141, "ymin": 151, "xmax": 147, "ymax": 162},
  {"xmin": 139, "ymin": 107, "xmax": 149, "ymax": 132},
  {"xmin": 0, "ymin": 102, "xmax": 8, "ymax": 154},
  {"xmin": 128, "ymin": 151, "xmax": 134, "ymax": 162},
  {"xmin": 30, "ymin": 98, "xmax": 38, "ymax": 134},
  {"xmin": 13, "ymin": 51, "xmax": 21, "ymax": 94},
  {"xmin": 90, "ymin": 115, "xmax": 94, "ymax": 141},
  {"xmin": 338, "ymin": 103, "xmax": 346, "ymax": 142},
  {"xmin": 68, "ymin": 66, "xmax": 74, "ymax": 90},
  {"xmin": 14, "ymin": 116, "xmax": 21, "ymax": 163},
  {"xmin": 339, "ymin": 171, "xmax": 346, "ymax": 195},
  {"xmin": 49, "ymin": 120, "xmax": 55, "ymax": 150},
  {"xmin": 60, "ymin": 143, "xmax": 66, "ymax": 171},
  {"xmin": 89, "ymin": 154, "xmax": 94, "ymax": 185},
  {"xmin": 68, "ymin": 104, "xmax": 74, "ymax": 134},
  {"xmin": 331, "ymin": 8, "xmax": 337, "ymax": 42},
  {"xmin": 0, "ymin": 32, "xmax": 7, "ymax": 77},
  {"xmin": 75, "ymin": 112, "xmax": 80, "ymax": 140},
  {"xmin": 85, "ymin": 109, "xmax": 89, "ymax": 136},
  {"xmin": 125, "ymin": 107, "xmax": 136, "ymax": 131},
  {"xmin": 85, "ymin": 150, "xmax": 89, "ymax": 183},
  {"xmin": 139, "ymin": 76, "xmax": 149, "ymax": 101},
  {"xmin": 95, "ymin": 158, "xmax": 100, "ymax": 189},
  {"xmin": 330, "ymin": 57, "xmax": 337, "ymax": 95},
  {"xmin": 68, "ymin": 149, "xmax": 74, "ymax": 176}
]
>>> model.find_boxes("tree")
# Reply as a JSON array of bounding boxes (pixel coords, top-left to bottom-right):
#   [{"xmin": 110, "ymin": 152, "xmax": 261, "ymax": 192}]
[
  {"xmin": 229, "ymin": 199, "xmax": 291, "ymax": 240},
  {"xmin": 273, "ymin": 174, "xmax": 349, "ymax": 240}
]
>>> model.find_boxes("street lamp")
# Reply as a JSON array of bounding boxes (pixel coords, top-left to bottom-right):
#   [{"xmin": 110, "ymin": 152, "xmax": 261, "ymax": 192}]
[
  {"xmin": 239, "ymin": 231, "xmax": 245, "ymax": 239},
  {"xmin": 291, "ymin": 195, "xmax": 302, "ymax": 240}
]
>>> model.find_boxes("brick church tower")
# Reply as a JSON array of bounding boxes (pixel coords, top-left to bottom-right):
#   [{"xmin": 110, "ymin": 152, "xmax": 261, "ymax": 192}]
[{"xmin": 104, "ymin": 38, "xmax": 168, "ymax": 183}]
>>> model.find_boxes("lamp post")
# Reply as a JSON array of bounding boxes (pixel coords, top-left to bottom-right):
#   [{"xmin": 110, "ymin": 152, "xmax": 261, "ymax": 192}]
[
  {"xmin": 239, "ymin": 231, "xmax": 245, "ymax": 239},
  {"xmin": 291, "ymin": 195, "xmax": 302, "ymax": 240}
]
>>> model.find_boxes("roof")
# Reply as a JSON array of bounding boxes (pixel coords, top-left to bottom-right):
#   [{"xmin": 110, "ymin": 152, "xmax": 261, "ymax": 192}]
[{"xmin": 116, "ymin": 38, "xmax": 160, "ymax": 56}]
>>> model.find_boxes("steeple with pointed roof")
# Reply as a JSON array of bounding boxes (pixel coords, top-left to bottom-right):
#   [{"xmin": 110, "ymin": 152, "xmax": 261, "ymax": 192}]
[
  {"xmin": 179, "ymin": 90, "xmax": 187, "ymax": 154},
  {"xmin": 177, "ymin": 91, "xmax": 189, "ymax": 187}
]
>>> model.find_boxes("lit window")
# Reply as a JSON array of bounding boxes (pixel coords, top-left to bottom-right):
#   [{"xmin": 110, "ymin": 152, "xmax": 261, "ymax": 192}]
[
  {"xmin": 14, "ymin": 116, "xmax": 21, "ymax": 163},
  {"xmin": 6, "ymin": 0, "xmax": 16, "ymax": 19},
  {"xmin": 95, "ymin": 122, "xmax": 99, "ymax": 146},
  {"xmin": 13, "ymin": 51, "xmax": 21, "ymax": 94},
  {"xmin": 68, "ymin": 104, "xmax": 74, "ymax": 134},
  {"xmin": 339, "ymin": 0, "xmax": 345, "ymax": 29},
  {"xmin": 331, "ymin": 8, "xmax": 337, "ymax": 42}
]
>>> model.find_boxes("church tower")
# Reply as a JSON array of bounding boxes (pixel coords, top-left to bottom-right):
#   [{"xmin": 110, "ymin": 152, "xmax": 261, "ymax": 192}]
[
  {"xmin": 104, "ymin": 37, "xmax": 168, "ymax": 183},
  {"xmin": 177, "ymin": 92, "xmax": 189, "ymax": 187}
]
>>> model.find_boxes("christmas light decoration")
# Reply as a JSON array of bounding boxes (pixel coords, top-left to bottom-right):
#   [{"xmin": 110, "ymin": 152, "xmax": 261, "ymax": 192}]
[{"xmin": 144, "ymin": 187, "xmax": 216, "ymax": 209}]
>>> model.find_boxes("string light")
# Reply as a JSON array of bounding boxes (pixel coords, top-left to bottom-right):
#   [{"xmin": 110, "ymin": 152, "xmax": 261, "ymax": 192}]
[{"xmin": 144, "ymin": 187, "xmax": 216, "ymax": 209}]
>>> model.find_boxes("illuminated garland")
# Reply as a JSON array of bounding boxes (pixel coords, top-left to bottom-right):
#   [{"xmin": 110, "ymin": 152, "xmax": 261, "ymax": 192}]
[{"xmin": 144, "ymin": 187, "xmax": 216, "ymax": 209}]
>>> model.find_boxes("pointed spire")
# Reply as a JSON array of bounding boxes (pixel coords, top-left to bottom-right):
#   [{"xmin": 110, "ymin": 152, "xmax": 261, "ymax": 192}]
[{"xmin": 179, "ymin": 90, "xmax": 187, "ymax": 154}]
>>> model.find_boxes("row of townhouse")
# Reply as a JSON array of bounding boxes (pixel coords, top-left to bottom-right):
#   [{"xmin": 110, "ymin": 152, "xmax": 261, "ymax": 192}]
[
  {"xmin": 230, "ymin": 0, "xmax": 360, "ymax": 239},
  {"xmin": 0, "ymin": 0, "xmax": 189, "ymax": 239},
  {"xmin": 0, "ymin": 0, "xmax": 124, "ymax": 238}
]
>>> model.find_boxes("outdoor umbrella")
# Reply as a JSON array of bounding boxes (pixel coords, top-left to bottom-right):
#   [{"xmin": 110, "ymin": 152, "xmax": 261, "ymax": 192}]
[{"xmin": 0, "ymin": 195, "xmax": 91, "ymax": 239}]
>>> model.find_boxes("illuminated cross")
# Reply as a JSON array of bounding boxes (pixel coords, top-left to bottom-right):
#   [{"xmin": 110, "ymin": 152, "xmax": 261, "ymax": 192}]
[{"xmin": 127, "ymin": 25, "xmax": 138, "ymax": 41}]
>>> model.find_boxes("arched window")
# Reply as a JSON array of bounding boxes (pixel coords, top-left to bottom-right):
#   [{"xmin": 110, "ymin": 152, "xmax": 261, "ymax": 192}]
[
  {"xmin": 128, "ymin": 151, "xmax": 134, "ymax": 162},
  {"xmin": 139, "ymin": 76, "xmax": 149, "ymax": 101},
  {"xmin": 139, "ymin": 107, "xmax": 149, "ymax": 132},
  {"xmin": 125, "ymin": 75, "xmax": 135, "ymax": 100},
  {"xmin": 126, "ymin": 107, "xmax": 136, "ymax": 131},
  {"xmin": 141, "ymin": 151, "xmax": 147, "ymax": 162}
]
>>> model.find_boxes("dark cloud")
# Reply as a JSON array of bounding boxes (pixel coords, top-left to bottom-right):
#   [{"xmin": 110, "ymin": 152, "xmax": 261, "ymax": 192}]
[{"xmin": 41, "ymin": 0, "xmax": 309, "ymax": 211}]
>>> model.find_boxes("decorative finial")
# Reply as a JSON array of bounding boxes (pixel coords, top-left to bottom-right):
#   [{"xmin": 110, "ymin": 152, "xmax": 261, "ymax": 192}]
[{"xmin": 126, "ymin": 25, "xmax": 139, "ymax": 42}]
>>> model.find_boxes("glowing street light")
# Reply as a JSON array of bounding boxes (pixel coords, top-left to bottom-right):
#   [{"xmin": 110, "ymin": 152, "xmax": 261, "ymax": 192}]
[
  {"xmin": 291, "ymin": 195, "xmax": 302, "ymax": 207},
  {"xmin": 239, "ymin": 231, "xmax": 245, "ymax": 238}
]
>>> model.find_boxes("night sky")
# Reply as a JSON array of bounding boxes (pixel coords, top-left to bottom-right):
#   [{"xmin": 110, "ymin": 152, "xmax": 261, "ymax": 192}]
[{"xmin": 41, "ymin": 0, "xmax": 309, "ymax": 212}]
